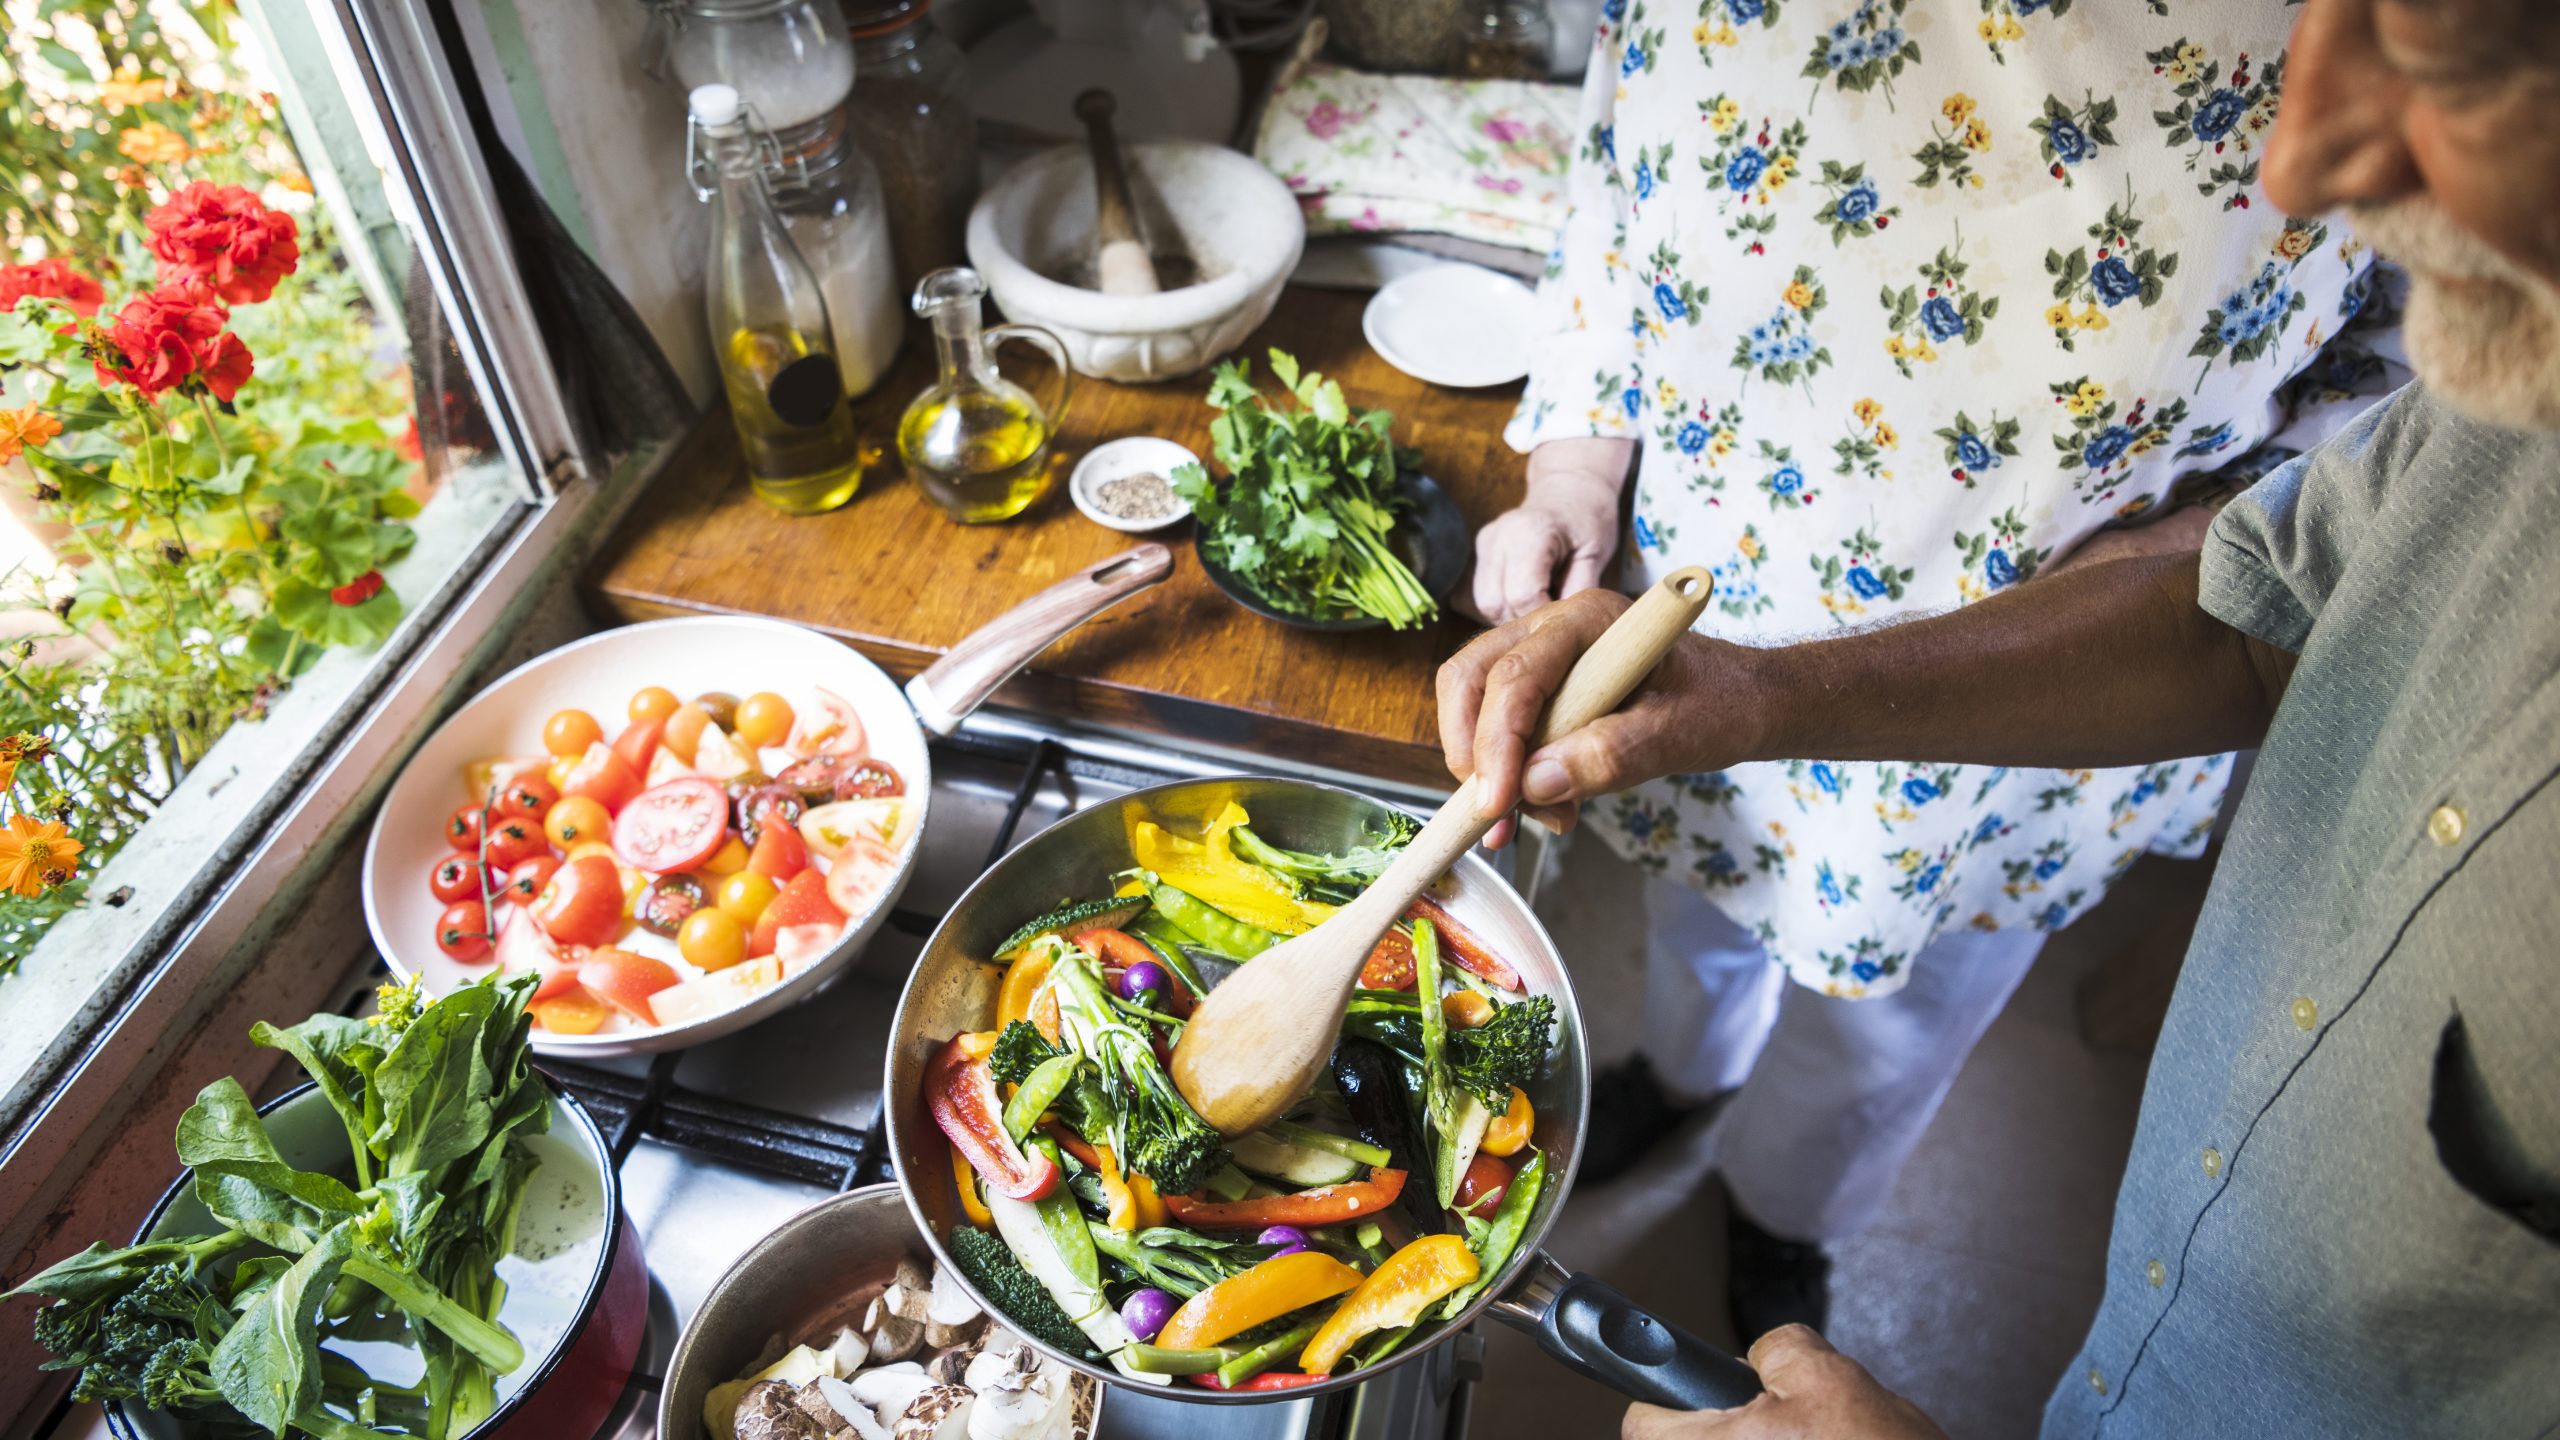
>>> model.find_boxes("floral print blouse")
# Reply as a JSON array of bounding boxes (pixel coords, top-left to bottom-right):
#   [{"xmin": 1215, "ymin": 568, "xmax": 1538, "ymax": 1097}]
[{"xmin": 1507, "ymin": 0, "xmax": 2405, "ymax": 998}]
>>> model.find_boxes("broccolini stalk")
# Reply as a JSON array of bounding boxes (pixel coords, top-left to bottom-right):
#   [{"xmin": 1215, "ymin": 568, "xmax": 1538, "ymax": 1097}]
[{"xmin": 1041, "ymin": 939, "xmax": 1227, "ymax": 1195}]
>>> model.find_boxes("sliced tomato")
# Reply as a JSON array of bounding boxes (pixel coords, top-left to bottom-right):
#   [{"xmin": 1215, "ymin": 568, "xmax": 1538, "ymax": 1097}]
[
  {"xmin": 750, "ymin": 868, "xmax": 843, "ymax": 959},
  {"xmin": 435, "ymin": 900, "xmax": 492, "ymax": 963},
  {"xmin": 494, "ymin": 907, "xmax": 559, "ymax": 974},
  {"xmin": 1360, "ymin": 926, "xmax": 1418, "ymax": 990},
  {"xmin": 481, "ymin": 815, "xmax": 547, "ymax": 870},
  {"xmin": 745, "ymin": 820, "xmax": 807, "ymax": 881},
  {"xmin": 580, "ymin": 947, "xmax": 681, "ymax": 1021},
  {"xmin": 823, "ymin": 835, "xmax": 902, "ymax": 916},
  {"xmin": 834, "ymin": 759, "xmax": 903, "ymax": 799},
  {"xmin": 502, "ymin": 855, "xmax": 561, "ymax": 906},
  {"xmin": 611, "ymin": 712, "xmax": 668, "ymax": 778},
  {"xmin": 533, "ymin": 854, "xmax": 626, "ymax": 948},
  {"xmin": 560, "ymin": 741, "xmax": 643, "ymax": 814},
  {"xmin": 785, "ymin": 686, "xmax": 868, "ymax": 757},
  {"xmin": 612, "ymin": 777, "xmax": 730, "ymax": 874}
]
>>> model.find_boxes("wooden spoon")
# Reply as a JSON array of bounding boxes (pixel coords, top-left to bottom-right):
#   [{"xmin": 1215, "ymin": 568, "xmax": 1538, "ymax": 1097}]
[
  {"xmin": 1171, "ymin": 567, "xmax": 1717, "ymax": 1136},
  {"xmin": 1072, "ymin": 88, "xmax": 1160, "ymax": 296}
]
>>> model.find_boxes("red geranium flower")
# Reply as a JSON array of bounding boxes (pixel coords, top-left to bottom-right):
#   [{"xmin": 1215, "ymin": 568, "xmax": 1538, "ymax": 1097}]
[
  {"xmin": 94, "ymin": 283, "xmax": 229, "ymax": 397},
  {"xmin": 0, "ymin": 259, "xmax": 106, "ymax": 319},
  {"xmin": 194, "ymin": 330, "xmax": 255, "ymax": 403},
  {"xmin": 144, "ymin": 182, "xmax": 300, "ymax": 304}
]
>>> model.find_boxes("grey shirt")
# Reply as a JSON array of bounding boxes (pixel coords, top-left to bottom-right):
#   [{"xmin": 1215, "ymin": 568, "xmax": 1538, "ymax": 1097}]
[{"xmin": 2042, "ymin": 384, "xmax": 2560, "ymax": 1439}]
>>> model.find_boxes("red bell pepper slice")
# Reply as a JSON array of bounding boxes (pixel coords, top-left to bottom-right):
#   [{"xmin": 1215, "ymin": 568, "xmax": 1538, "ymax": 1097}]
[
  {"xmin": 1187, "ymin": 1372, "xmax": 1329, "ymax": 1391},
  {"xmin": 1408, "ymin": 897, "xmax": 1523, "ymax": 992},
  {"xmin": 1043, "ymin": 1122, "xmax": 1104, "ymax": 1173},
  {"xmin": 1164, "ymin": 1169, "xmax": 1407, "ymax": 1230},
  {"xmin": 926, "ymin": 1034, "xmax": 1061, "ymax": 1201}
]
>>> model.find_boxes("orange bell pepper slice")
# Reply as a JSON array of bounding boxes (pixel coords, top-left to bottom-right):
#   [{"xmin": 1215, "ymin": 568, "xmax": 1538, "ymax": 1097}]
[
  {"xmin": 952, "ymin": 1143, "xmax": 995, "ymax": 1228},
  {"xmin": 1481, "ymin": 1086, "xmax": 1534, "ymax": 1158},
  {"xmin": 997, "ymin": 946, "xmax": 1055, "ymax": 1033},
  {"xmin": 1163, "ymin": 1169, "xmax": 1407, "ymax": 1231},
  {"xmin": 1298, "ymin": 1234, "xmax": 1479, "ymax": 1376},
  {"xmin": 1156, "ymin": 1250, "xmax": 1366, "ymax": 1351}
]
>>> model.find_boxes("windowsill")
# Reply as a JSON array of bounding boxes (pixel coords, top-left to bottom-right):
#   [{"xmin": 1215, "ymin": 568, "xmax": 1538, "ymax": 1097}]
[{"xmin": 0, "ymin": 460, "xmax": 522, "ymax": 1130}]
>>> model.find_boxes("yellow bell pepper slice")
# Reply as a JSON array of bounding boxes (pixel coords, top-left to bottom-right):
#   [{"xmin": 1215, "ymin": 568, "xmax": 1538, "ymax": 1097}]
[
  {"xmin": 1128, "ymin": 1171, "xmax": 1169, "ymax": 1230},
  {"xmin": 1298, "ymin": 1235, "xmax": 1479, "ymax": 1376},
  {"xmin": 1094, "ymin": 1141, "xmax": 1139, "ymax": 1232},
  {"xmin": 1156, "ymin": 1250, "xmax": 1367, "ymax": 1352},
  {"xmin": 952, "ymin": 1143, "xmax": 995, "ymax": 1228},
  {"xmin": 1130, "ymin": 802, "xmax": 1336, "ymax": 934}
]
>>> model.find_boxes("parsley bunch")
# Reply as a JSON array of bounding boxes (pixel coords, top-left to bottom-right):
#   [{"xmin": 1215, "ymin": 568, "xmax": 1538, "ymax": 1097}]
[{"xmin": 1172, "ymin": 349, "xmax": 1437, "ymax": 630}]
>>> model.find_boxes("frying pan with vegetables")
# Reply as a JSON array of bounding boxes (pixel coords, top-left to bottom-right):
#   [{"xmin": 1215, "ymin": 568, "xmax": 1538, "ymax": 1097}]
[{"xmin": 884, "ymin": 777, "xmax": 1763, "ymax": 1409}]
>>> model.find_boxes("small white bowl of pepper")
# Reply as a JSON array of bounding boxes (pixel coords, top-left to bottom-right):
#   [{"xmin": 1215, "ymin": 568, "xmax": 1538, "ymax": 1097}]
[{"xmin": 1068, "ymin": 435, "xmax": 1197, "ymax": 533}]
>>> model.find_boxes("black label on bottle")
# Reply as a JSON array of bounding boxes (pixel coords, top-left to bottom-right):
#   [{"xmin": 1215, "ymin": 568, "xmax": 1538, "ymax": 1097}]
[{"xmin": 767, "ymin": 353, "xmax": 845, "ymax": 429}]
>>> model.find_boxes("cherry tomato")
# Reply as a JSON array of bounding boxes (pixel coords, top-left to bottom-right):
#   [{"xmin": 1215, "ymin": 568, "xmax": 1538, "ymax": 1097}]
[
  {"xmin": 565, "ymin": 839, "xmax": 619, "ymax": 866},
  {"xmin": 716, "ymin": 871, "xmax": 778, "ymax": 924},
  {"xmin": 533, "ymin": 854, "xmax": 625, "ymax": 948},
  {"xmin": 613, "ymin": 713, "xmax": 668, "ymax": 778},
  {"xmin": 745, "ymin": 820, "xmax": 807, "ymax": 881},
  {"xmin": 775, "ymin": 755, "xmax": 904, "ymax": 802},
  {"xmin": 559, "ymin": 741, "xmax": 643, "ymax": 814},
  {"xmin": 613, "ymin": 777, "xmax": 730, "ymax": 873},
  {"xmin": 677, "ymin": 907, "xmax": 748, "ymax": 972},
  {"xmin": 824, "ymin": 835, "xmax": 903, "ymax": 917},
  {"xmin": 835, "ymin": 759, "xmax": 905, "ymax": 800},
  {"xmin": 693, "ymin": 691, "xmax": 741, "ymax": 730},
  {"xmin": 503, "ymin": 855, "xmax": 562, "ymax": 906},
  {"xmin": 494, "ymin": 774, "xmax": 559, "ymax": 821},
  {"xmin": 1454, "ymin": 1152, "xmax": 1513, "ymax": 1220},
  {"xmin": 531, "ymin": 992, "xmax": 609, "ymax": 1035},
  {"xmin": 734, "ymin": 784, "xmax": 806, "ymax": 846},
  {"xmin": 547, "ymin": 754, "xmax": 578, "ymax": 792},
  {"xmin": 733, "ymin": 691, "xmax": 795, "ymax": 748},
  {"xmin": 628, "ymin": 686, "xmax": 680, "ymax": 724},
  {"xmin": 481, "ymin": 816, "xmax": 548, "ymax": 871},
  {"xmin": 700, "ymin": 832, "xmax": 750, "ymax": 877},
  {"xmin": 543, "ymin": 709, "xmax": 604, "ymax": 759},
  {"xmin": 444, "ymin": 804, "xmax": 485, "ymax": 851},
  {"xmin": 430, "ymin": 855, "xmax": 496, "ymax": 904},
  {"xmin": 637, "ymin": 873, "xmax": 709, "ymax": 937},
  {"xmin": 435, "ymin": 900, "xmax": 493, "ymax": 962},
  {"xmin": 545, "ymin": 795, "xmax": 612, "ymax": 851},
  {"xmin": 786, "ymin": 686, "xmax": 866, "ymax": 757},
  {"xmin": 580, "ymin": 946, "xmax": 680, "ymax": 1021},
  {"xmin": 663, "ymin": 703, "xmax": 711, "ymax": 764}
]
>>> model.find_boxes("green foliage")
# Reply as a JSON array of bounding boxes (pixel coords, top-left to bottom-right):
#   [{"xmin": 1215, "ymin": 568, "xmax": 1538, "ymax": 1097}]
[{"xmin": 1170, "ymin": 349, "xmax": 1437, "ymax": 630}]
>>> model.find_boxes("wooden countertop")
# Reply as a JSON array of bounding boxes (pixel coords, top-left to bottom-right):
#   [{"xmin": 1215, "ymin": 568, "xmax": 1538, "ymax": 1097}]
[{"xmin": 586, "ymin": 286, "xmax": 1525, "ymax": 790}]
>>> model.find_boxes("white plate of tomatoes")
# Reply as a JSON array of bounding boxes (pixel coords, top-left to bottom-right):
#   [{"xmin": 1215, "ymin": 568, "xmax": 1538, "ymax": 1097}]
[{"xmin": 363, "ymin": 617, "xmax": 932, "ymax": 1055}]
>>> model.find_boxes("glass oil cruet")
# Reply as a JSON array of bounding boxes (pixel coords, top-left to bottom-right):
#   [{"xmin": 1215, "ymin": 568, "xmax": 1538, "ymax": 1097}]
[
  {"xmin": 896, "ymin": 267, "xmax": 1074, "ymax": 523},
  {"xmin": 690, "ymin": 82, "xmax": 865, "ymax": 515}
]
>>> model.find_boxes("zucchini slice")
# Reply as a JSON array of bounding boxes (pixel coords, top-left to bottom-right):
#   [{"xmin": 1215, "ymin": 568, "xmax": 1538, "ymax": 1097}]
[{"xmin": 994, "ymin": 896, "xmax": 1150, "ymax": 961}]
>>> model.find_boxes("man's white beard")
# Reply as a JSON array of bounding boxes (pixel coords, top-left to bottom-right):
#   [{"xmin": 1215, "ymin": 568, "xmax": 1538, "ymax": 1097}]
[{"xmin": 2352, "ymin": 201, "xmax": 2560, "ymax": 433}]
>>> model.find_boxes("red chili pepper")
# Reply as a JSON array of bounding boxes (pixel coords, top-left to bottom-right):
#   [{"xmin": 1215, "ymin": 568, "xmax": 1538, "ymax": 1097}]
[
  {"xmin": 926, "ymin": 1034, "xmax": 1061, "ymax": 1201},
  {"xmin": 330, "ymin": 569, "xmax": 385, "ymax": 606},
  {"xmin": 1164, "ymin": 1169, "xmax": 1407, "ymax": 1230},
  {"xmin": 1408, "ymin": 897, "xmax": 1523, "ymax": 992},
  {"xmin": 1187, "ymin": 1371, "xmax": 1329, "ymax": 1391}
]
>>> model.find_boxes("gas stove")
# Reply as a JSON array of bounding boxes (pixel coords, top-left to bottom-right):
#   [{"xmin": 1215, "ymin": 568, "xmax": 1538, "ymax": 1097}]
[{"xmin": 484, "ymin": 719, "xmax": 1481, "ymax": 1440}]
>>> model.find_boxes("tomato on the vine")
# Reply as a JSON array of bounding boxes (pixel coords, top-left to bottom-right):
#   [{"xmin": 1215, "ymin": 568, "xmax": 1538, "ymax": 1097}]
[
  {"xmin": 482, "ymin": 816, "xmax": 548, "ymax": 870},
  {"xmin": 445, "ymin": 804, "xmax": 485, "ymax": 851},
  {"xmin": 503, "ymin": 855, "xmax": 562, "ymax": 906},
  {"xmin": 430, "ymin": 855, "xmax": 496, "ymax": 905},
  {"xmin": 435, "ymin": 900, "xmax": 493, "ymax": 963},
  {"xmin": 494, "ymin": 775, "xmax": 559, "ymax": 821}
]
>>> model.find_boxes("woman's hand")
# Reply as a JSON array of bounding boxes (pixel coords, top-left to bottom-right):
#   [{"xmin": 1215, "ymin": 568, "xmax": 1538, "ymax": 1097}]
[
  {"xmin": 1435, "ymin": 587, "xmax": 1763, "ymax": 847},
  {"xmin": 1468, "ymin": 437, "xmax": 1635, "ymax": 623},
  {"xmin": 1621, "ymin": 1327, "xmax": 1949, "ymax": 1440}
]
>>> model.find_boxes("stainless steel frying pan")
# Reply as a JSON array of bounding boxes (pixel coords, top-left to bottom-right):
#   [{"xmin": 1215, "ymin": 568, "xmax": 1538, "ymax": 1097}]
[{"xmin": 884, "ymin": 776, "xmax": 1763, "ymax": 1410}]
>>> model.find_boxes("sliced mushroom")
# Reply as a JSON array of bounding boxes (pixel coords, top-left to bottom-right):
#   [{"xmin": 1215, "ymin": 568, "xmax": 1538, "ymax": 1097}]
[
  {"xmin": 734, "ymin": 1380, "xmax": 829, "ymax": 1440},
  {"xmin": 888, "ymin": 1282, "xmax": 934, "ymax": 1325},
  {"xmin": 926, "ymin": 1263, "xmax": 983, "ymax": 1326},
  {"xmin": 846, "ymin": 1362, "xmax": 933, "ymax": 1420},
  {"xmin": 826, "ymin": 1325, "xmax": 871, "ymax": 1377},
  {"xmin": 892, "ymin": 1254, "xmax": 934, "ymax": 1295},
  {"xmin": 891, "ymin": 1384, "xmax": 976, "ymax": 1440},
  {"xmin": 868, "ymin": 1308, "xmax": 925, "ymax": 1363},
  {"xmin": 924, "ymin": 1334, "xmax": 985, "ymax": 1386},
  {"xmin": 965, "ymin": 1369, "xmax": 1065, "ymax": 1440}
]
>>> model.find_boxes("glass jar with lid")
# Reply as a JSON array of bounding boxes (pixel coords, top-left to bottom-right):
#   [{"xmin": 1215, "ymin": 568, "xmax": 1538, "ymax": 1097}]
[
  {"xmin": 652, "ymin": 0, "xmax": 855, "ymax": 134},
  {"xmin": 842, "ymin": 0, "xmax": 977, "ymax": 290}
]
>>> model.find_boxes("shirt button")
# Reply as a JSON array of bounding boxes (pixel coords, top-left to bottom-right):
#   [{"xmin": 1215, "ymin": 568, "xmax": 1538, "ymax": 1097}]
[
  {"xmin": 2088, "ymin": 1367, "xmax": 2107, "ymax": 1396},
  {"xmin": 2146, "ymin": 1259, "xmax": 2166, "ymax": 1288},
  {"xmin": 2429, "ymin": 804, "xmax": 2466, "ymax": 846},
  {"xmin": 2290, "ymin": 996, "xmax": 2317, "ymax": 1030},
  {"xmin": 2202, "ymin": 1147, "xmax": 2223, "ymax": 1178}
]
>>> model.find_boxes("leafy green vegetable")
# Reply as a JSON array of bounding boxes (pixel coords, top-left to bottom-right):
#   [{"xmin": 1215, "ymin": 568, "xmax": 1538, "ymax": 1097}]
[
  {"xmin": 9, "ymin": 976, "xmax": 548, "ymax": 1439},
  {"xmin": 949, "ymin": 1224, "xmax": 1095, "ymax": 1359},
  {"xmin": 1172, "ymin": 349, "xmax": 1437, "ymax": 629}
]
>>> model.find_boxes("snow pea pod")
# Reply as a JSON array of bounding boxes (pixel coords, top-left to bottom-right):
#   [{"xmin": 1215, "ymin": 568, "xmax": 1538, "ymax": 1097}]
[
  {"xmin": 1125, "ymin": 914, "xmax": 1210, "ymax": 998},
  {"xmin": 1145, "ymin": 880, "xmax": 1280, "ymax": 960},
  {"xmin": 1002, "ymin": 1054, "xmax": 1082, "ymax": 1143},
  {"xmin": 1030, "ymin": 1137, "xmax": 1102, "ymax": 1292},
  {"xmin": 1438, "ymin": 1147, "xmax": 1547, "ymax": 1319},
  {"xmin": 1215, "ymin": 1317, "xmax": 1327, "ymax": 1388}
]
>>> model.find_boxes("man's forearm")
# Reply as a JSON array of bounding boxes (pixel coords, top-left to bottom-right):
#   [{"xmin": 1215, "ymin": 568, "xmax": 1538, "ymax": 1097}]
[{"xmin": 1736, "ymin": 551, "xmax": 2294, "ymax": 770}]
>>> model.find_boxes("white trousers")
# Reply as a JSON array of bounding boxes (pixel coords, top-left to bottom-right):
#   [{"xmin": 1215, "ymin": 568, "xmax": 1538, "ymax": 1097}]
[{"xmin": 1641, "ymin": 877, "xmax": 2047, "ymax": 1241}]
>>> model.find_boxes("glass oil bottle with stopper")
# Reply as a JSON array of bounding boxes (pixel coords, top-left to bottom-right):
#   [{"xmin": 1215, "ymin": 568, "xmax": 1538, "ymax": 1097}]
[
  {"xmin": 690, "ymin": 82, "xmax": 863, "ymax": 515},
  {"xmin": 897, "ymin": 267, "xmax": 1074, "ymax": 523}
]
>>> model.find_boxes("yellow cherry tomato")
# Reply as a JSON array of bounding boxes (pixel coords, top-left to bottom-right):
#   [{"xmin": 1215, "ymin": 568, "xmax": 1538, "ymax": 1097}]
[
  {"xmin": 716, "ymin": 870, "xmax": 778, "ymax": 924},
  {"xmin": 543, "ymin": 709, "xmax": 604, "ymax": 759},
  {"xmin": 700, "ymin": 833, "xmax": 750, "ymax": 877},
  {"xmin": 678, "ymin": 907, "xmax": 748, "ymax": 971},
  {"xmin": 566, "ymin": 839, "xmax": 619, "ymax": 866},
  {"xmin": 531, "ymin": 993, "xmax": 609, "ymax": 1035},
  {"xmin": 733, "ymin": 691, "xmax": 796, "ymax": 748},
  {"xmin": 663, "ymin": 702, "xmax": 711, "ymax": 764},
  {"xmin": 1481, "ymin": 1086, "xmax": 1535, "ymax": 1158},
  {"xmin": 628, "ymin": 686, "xmax": 680, "ymax": 724},
  {"xmin": 544, "ymin": 795, "xmax": 613, "ymax": 851},
  {"xmin": 547, "ymin": 755, "xmax": 578, "ymax": 791}
]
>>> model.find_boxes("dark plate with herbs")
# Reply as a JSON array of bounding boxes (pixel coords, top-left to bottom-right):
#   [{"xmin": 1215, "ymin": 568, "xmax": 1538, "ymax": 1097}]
[{"xmin": 1192, "ymin": 470, "xmax": 1466, "ymax": 632}]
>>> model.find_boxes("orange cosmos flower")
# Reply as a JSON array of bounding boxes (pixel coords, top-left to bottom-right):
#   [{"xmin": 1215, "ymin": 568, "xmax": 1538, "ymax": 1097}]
[
  {"xmin": 0, "ymin": 407, "xmax": 63, "ymax": 465},
  {"xmin": 0, "ymin": 814, "xmax": 82, "ymax": 897},
  {"xmin": 100, "ymin": 63, "xmax": 170, "ymax": 110},
  {"xmin": 117, "ymin": 121, "xmax": 191, "ymax": 165}
]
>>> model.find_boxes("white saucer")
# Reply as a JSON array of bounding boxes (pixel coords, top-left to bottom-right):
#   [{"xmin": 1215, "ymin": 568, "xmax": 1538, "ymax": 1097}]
[
  {"xmin": 1069, "ymin": 436, "xmax": 1199, "ymax": 533},
  {"xmin": 1361, "ymin": 264, "xmax": 1537, "ymax": 389}
]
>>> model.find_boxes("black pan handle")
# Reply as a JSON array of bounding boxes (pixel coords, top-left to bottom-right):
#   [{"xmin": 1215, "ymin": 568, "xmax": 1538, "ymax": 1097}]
[{"xmin": 1488, "ymin": 1250, "xmax": 1764, "ymax": 1410}]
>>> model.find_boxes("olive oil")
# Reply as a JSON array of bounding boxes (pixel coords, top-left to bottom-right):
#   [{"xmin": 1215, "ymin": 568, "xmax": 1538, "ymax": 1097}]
[
  {"xmin": 723, "ymin": 324, "xmax": 865, "ymax": 514},
  {"xmin": 897, "ymin": 267, "xmax": 1075, "ymax": 524}
]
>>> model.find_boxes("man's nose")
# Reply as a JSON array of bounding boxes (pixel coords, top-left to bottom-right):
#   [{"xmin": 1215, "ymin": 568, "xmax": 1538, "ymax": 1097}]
[{"xmin": 2264, "ymin": 0, "xmax": 2421, "ymax": 216}]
